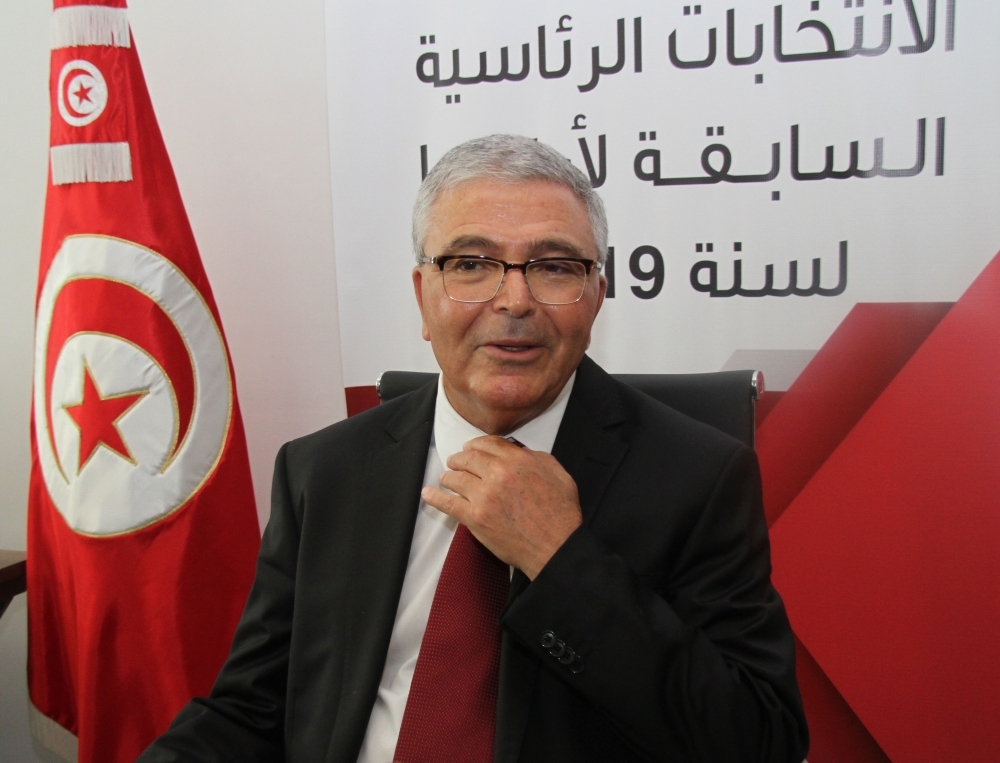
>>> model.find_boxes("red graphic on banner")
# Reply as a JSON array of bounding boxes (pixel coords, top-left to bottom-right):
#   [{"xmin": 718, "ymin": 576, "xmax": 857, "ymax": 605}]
[
  {"xmin": 768, "ymin": 253, "xmax": 1000, "ymax": 762},
  {"xmin": 346, "ymin": 384, "xmax": 381, "ymax": 417},
  {"xmin": 758, "ymin": 302, "xmax": 952, "ymax": 527},
  {"xmin": 28, "ymin": 4, "xmax": 260, "ymax": 762}
]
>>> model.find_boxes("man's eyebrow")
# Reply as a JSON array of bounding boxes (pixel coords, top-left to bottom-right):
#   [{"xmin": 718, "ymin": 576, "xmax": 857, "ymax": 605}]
[
  {"xmin": 437, "ymin": 236, "xmax": 590, "ymax": 260},
  {"xmin": 439, "ymin": 236, "xmax": 501, "ymax": 256},
  {"xmin": 525, "ymin": 239, "xmax": 588, "ymax": 260}
]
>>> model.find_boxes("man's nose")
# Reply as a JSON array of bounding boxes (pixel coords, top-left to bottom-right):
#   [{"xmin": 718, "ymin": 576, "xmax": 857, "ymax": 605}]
[{"xmin": 492, "ymin": 267, "xmax": 535, "ymax": 316}]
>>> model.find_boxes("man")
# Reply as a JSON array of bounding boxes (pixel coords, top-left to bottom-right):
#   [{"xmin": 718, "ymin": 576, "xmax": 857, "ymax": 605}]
[{"xmin": 140, "ymin": 135, "xmax": 808, "ymax": 762}]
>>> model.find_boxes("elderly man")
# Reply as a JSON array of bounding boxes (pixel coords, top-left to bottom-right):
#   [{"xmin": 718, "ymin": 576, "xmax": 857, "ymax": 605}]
[{"xmin": 140, "ymin": 135, "xmax": 808, "ymax": 762}]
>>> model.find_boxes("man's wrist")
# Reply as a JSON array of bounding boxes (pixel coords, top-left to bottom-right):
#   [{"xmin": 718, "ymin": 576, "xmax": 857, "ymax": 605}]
[
  {"xmin": 521, "ymin": 519, "xmax": 587, "ymax": 581},
  {"xmin": 521, "ymin": 514, "xmax": 584, "ymax": 580}
]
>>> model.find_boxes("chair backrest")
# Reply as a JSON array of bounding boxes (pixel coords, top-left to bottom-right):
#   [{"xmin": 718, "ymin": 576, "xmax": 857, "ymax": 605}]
[{"xmin": 376, "ymin": 369, "xmax": 763, "ymax": 448}]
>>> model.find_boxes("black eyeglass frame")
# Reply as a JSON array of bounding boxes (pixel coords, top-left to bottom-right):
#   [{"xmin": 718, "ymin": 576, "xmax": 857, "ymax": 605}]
[{"xmin": 421, "ymin": 254, "xmax": 602, "ymax": 305}]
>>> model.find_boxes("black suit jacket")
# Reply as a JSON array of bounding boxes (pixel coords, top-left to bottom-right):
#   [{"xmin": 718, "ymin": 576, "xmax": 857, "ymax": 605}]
[{"xmin": 139, "ymin": 356, "xmax": 808, "ymax": 762}]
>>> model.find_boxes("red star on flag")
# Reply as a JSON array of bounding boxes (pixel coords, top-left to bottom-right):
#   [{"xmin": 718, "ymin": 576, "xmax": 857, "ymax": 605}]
[
  {"xmin": 64, "ymin": 365, "xmax": 146, "ymax": 471},
  {"xmin": 73, "ymin": 81, "xmax": 93, "ymax": 105}
]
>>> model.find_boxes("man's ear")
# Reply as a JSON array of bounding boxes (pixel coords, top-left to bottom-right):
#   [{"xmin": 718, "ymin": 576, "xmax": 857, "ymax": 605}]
[
  {"xmin": 594, "ymin": 273, "xmax": 608, "ymax": 317},
  {"xmin": 412, "ymin": 266, "xmax": 431, "ymax": 342}
]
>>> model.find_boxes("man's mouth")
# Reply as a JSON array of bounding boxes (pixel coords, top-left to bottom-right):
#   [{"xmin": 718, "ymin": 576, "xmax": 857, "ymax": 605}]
[{"xmin": 485, "ymin": 340, "xmax": 541, "ymax": 354}]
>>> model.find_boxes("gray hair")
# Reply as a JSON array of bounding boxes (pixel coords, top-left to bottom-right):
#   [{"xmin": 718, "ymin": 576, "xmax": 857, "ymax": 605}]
[{"xmin": 412, "ymin": 134, "xmax": 608, "ymax": 265}]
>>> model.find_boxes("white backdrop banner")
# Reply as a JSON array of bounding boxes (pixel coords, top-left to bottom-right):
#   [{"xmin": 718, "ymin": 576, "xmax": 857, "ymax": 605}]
[
  {"xmin": 324, "ymin": 2, "xmax": 1000, "ymax": 759},
  {"xmin": 326, "ymin": 0, "xmax": 999, "ymax": 389}
]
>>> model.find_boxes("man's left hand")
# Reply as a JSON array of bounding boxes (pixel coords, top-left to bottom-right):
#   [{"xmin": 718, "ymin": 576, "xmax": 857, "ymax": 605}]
[{"xmin": 421, "ymin": 436, "xmax": 583, "ymax": 580}]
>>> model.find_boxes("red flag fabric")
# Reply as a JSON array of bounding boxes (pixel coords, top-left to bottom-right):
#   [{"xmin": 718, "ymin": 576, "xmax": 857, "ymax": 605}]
[{"xmin": 28, "ymin": 3, "xmax": 260, "ymax": 761}]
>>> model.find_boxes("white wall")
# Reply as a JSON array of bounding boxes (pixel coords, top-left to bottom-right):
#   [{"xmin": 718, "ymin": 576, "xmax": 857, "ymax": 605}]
[
  {"xmin": 1, "ymin": 4, "xmax": 52, "ymax": 758},
  {"xmin": 0, "ymin": 1, "xmax": 345, "ymax": 759}
]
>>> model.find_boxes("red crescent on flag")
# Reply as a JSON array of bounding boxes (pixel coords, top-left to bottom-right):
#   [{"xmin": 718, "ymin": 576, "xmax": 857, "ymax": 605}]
[
  {"xmin": 44, "ymin": 278, "xmax": 196, "ymax": 478},
  {"xmin": 61, "ymin": 68, "xmax": 94, "ymax": 119}
]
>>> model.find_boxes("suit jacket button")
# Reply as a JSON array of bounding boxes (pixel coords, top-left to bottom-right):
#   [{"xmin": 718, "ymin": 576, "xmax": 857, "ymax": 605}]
[
  {"xmin": 549, "ymin": 639, "xmax": 567, "ymax": 658},
  {"xmin": 570, "ymin": 655, "xmax": 585, "ymax": 674},
  {"xmin": 539, "ymin": 631, "xmax": 557, "ymax": 649},
  {"xmin": 558, "ymin": 647, "xmax": 576, "ymax": 665}
]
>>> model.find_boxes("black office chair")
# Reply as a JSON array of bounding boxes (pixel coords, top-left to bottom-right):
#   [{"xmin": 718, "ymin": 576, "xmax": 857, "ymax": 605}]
[{"xmin": 376, "ymin": 369, "xmax": 764, "ymax": 448}]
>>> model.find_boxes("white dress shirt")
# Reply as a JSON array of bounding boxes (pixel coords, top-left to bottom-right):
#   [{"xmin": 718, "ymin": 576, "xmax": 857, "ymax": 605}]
[{"xmin": 356, "ymin": 372, "xmax": 576, "ymax": 763}]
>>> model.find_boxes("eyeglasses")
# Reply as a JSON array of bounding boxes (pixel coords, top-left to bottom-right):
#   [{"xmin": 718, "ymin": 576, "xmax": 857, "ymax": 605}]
[{"xmin": 422, "ymin": 255, "xmax": 601, "ymax": 305}]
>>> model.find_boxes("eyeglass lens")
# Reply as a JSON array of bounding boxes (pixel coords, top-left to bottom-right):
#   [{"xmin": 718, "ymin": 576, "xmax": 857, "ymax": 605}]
[{"xmin": 441, "ymin": 258, "xmax": 589, "ymax": 304}]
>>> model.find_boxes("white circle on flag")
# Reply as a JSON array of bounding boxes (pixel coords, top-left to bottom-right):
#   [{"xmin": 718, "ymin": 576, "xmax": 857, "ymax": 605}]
[
  {"xmin": 57, "ymin": 59, "xmax": 108, "ymax": 127},
  {"xmin": 33, "ymin": 236, "xmax": 233, "ymax": 536}
]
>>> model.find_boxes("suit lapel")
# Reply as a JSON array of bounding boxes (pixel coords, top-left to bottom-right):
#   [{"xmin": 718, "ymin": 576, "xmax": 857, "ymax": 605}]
[
  {"xmin": 328, "ymin": 384, "xmax": 436, "ymax": 761},
  {"xmin": 494, "ymin": 356, "xmax": 629, "ymax": 763},
  {"xmin": 551, "ymin": 358, "xmax": 629, "ymax": 528}
]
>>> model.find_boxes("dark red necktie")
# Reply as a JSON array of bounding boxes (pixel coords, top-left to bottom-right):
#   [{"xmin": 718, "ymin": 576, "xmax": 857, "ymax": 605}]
[{"xmin": 393, "ymin": 524, "xmax": 510, "ymax": 763}]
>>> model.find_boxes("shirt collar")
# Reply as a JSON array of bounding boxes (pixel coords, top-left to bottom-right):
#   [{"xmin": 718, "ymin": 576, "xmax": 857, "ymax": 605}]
[{"xmin": 432, "ymin": 371, "xmax": 576, "ymax": 466}]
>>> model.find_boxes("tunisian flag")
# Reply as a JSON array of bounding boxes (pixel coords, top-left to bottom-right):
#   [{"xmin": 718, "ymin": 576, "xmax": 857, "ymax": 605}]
[{"xmin": 28, "ymin": 3, "xmax": 260, "ymax": 761}]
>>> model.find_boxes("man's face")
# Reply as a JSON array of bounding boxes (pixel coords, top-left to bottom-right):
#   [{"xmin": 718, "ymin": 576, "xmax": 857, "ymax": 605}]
[{"xmin": 413, "ymin": 179, "xmax": 606, "ymax": 434}]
